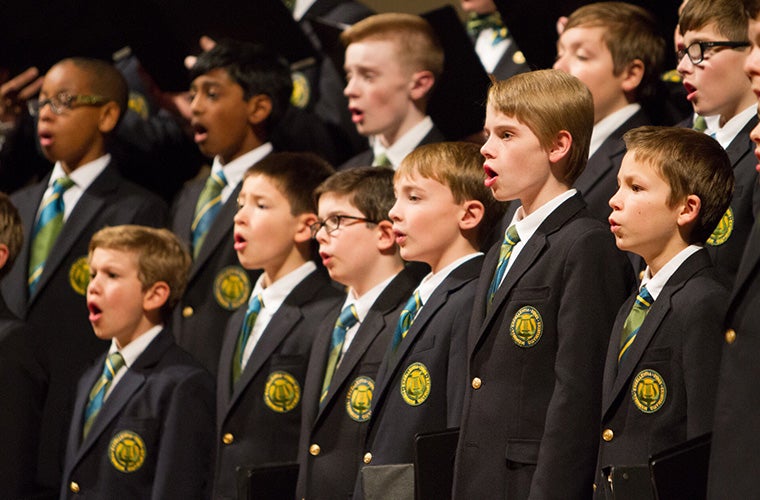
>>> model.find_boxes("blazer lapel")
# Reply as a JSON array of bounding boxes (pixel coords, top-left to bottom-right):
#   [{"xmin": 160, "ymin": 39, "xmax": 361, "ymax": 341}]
[
  {"xmin": 218, "ymin": 308, "xmax": 245, "ymax": 414},
  {"xmin": 725, "ymin": 116, "xmax": 757, "ymax": 168},
  {"xmin": 603, "ymin": 250, "xmax": 711, "ymax": 416},
  {"xmin": 31, "ymin": 169, "xmax": 118, "ymax": 301},
  {"xmin": 731, "ymin": 222, "xmax": 760, "ymax": 308}
]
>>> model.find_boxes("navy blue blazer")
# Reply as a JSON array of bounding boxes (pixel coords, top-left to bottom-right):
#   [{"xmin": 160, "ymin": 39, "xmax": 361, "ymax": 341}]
[
  {"xmin": 297, "ymin": 268, "xmax": 422, "ymax": 500},
  {"xmin": 171, "ymin": 174, "xmax": 262, "ymax": 376},
  {"xmin": 575, "ymin": 109, "xmax": 651, "ymax": 223},
  {"xmin": 213, "ymin": 268, "xmax": 344, "ymax": 500},
  {"xmin": 61, "ymin": 329, "xmax": 215, "ymax": 499},
  {"xmin": 453, "ymin": 193, "xmax": 634, "ymax": 500},
  {"xmin": 707, "ymin": 219, "xmax": 760, "ymax": 498},
  {"xmin": 354, "ymin": 256, "xmax": 483, "ymax": 500},
  {"xmin": 2, "ymin": 163, "xmax": 168, "ymax": 493},
  {"xmin": 594, "ymin": 249, "xmax": 727, "ymax": 496}
]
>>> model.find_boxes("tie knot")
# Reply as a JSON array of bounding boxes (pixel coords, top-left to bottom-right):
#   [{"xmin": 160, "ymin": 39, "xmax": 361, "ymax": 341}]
[
  {"xmin": 504, "ymin": 225, "xmax": 520, "ymax": 246},
  {"xmin": 52, "ymin": 176, "xmax": 75, "ymax": 194},
  {"xmin": 104, "ymin": 352, "xmax": 125, "ymax": 381},
  {"xmin": 373, "ymin": 152, "xmax": 392, "ymax": 168},
  {"xmin": 404, "ymin": 290, "xmax": 422, "ymax": 315},
  {"xmin": 209, "ymin": 170, "xmax": 228, "ymax": 190},
  {"xmin": 248, "ymin": 294, "xmax": 264, "ymax": 315},
  {"xmin": 636, "ymin": 286, "xmax": 653, "ymax": 309},
  {"xmin": 336, "ymin": 304, "xmax": 359, "ymax": 330},
  {"xmin": 692, "ymin": 115, "xmax": 708, "ymax": 133},
  {"xmin": 466, "ymin": 12, "xmax": 506, "ymax": 36}
]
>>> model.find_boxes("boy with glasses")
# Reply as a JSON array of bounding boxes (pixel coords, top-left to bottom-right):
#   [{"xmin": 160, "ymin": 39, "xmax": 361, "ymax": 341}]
[
  {"xmin": 0, "ymin": 57, "xmax": 167, "ymax": 496},
  {"xmin": 677, "ymin": 0, "xmax": 759, "ymax": 286}
]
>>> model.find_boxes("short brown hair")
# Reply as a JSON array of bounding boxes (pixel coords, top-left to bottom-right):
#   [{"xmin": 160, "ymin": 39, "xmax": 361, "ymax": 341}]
[
  {"xmin": 487, "ymin": 69, "xmax": 594, "ymax": 185},
  {"xmin": 564, "ymin": 2, "xmax": 665, "ymax": 102},
  {"xmin": 681, "ymin": 0, "xmax": 749, "ymax": 41},
  {"xmin": 244, "ymin": 152, "xmax": 335, "ymax": 215},
  {"xmin": 314, "ymin": 167, "xmax": 396, "ymax": 223},
  {"xmin": 340, "ymin": 13, "xmax": 444, "ymax": 79},
  {"xmin": 397, "ymin": 142, "xmax": 508, "ymax": 250},
  {"xmin": 88, "ymin": 225, "xmax": 191, "ymax": 316},
  {"xmin": 0, "ymin": 192, "xmax": 23, "ymax": 280},
  {"xmin": 622, "ymin": 126, "xmax": 734, "ymax": 244}
]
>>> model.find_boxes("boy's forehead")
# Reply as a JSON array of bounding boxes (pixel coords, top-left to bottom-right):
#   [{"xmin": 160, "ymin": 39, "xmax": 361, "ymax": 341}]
[
  {"xmin": 42, "ymin": 62, "xmax": 91, "ymax": 94},
  {"xmin": 318, "ymin": 192, "xmax": 358, "ymax": 214},
  {"xmin": 682, "ymin": 23, "xmax": 725, "ymax": 43},
  {"xmin": 191, "ymin": 67, "xmax": 237, "ymax": 88},
  {"xmin": 559, "ymin": 25, "xmax": 609, "ymax": 47}
]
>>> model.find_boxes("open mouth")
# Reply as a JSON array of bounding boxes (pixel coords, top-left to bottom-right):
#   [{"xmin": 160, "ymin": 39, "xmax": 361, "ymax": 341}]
[
  {"xmin": 233, "ymin": 232, "xmax": 247, "ymax": 252},
  {"xmin": 484, "ymin": 165, "xmax": 498, "ymax": 187},
  {"xmin": 349, "ymin": 107, "xmax": 364, "ymax": 124},
  {"xmin": 683, "ymin": 82, "xmax": 697, "ymax": 101},
  {"xmin": 319, "ymin": 251, "xmax": 332, "ymax": 266},
  {"xmin": 88, "ymin": 302, "xmax": 103, "ymax": 322},
  {"xmin": 38, "ymin": 129, "xmax": 54, "ymax": 147},
  {"xmin": 192, "ymin": 122, "xmax": 209, "ymax": 143},
  {"xmin": 393, "ymin": 229, "xmax": 407, "ymax": 245}
]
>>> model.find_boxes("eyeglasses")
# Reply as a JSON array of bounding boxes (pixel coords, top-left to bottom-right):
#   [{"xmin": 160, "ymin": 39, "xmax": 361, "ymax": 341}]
[
  {"xmin": 28, "ymin": 92, "xmax": 110, "ymax": 116},
  {"xmin": 676, "ymin": 41, "xmax": 749, "ymax": 65},
  {"xmin": 310, "ymin": 214, "xmax": 378, "ymax": 238}
]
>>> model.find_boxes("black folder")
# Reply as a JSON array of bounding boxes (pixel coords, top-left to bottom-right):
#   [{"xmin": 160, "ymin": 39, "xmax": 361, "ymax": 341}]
[
  {"xmin": 236, "ymin": 462, "xmax": 299, "ymax": 500},
  {"xmin": 649, "ymin": 432, "xmax": 711, "ymax": 500},
  {"xmin": 414, "ymin": 427, "xmax": 459, "ymax": 500}
]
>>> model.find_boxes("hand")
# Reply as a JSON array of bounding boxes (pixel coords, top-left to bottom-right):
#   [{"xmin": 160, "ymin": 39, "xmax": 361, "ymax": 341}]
[
  {"xmin": 183, "ymin": 36, "xmax": 218, "ymax": 70},
  {"xmin": 1, "ymin": 67, "xmax": 43, "ymax": 125}
]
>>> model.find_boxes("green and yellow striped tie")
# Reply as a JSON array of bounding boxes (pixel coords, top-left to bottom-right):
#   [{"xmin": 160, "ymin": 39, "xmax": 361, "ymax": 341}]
[
  {"xmin": 83, "ymin": 351, "xmax": 125, "ymax": 440},
  {"xmin": 191, "ymin": 170, "xmax": 228, "ymax": 259},
  {"xmin": 320, "ymin": 304, "xmax": 360, "ymax": 407},
  {"xmin": 618, "ymin": 286, "xmax": 654, "ymax": 363}
]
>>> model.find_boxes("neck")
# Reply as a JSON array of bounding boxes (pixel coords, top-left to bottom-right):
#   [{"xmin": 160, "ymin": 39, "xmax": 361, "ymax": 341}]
[
  {"xmin": 262, "ymin": 246, "xmax": 310, "ymax": 287},
  {"xmin": 348, "ymin": 257, "xmax": 404, "ymax": 298}
]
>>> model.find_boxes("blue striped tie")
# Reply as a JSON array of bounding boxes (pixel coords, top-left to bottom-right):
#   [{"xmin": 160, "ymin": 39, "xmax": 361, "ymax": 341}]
[
  {"xmin": 320, "ymin": 304, "xmax": 360, "ymax": 407},
  {"xmin": 191, "ymin": 170, "xmax": 228, "ymax": 259},
  {"xmin": 83, "ymin": 352, "xmax": 125, "ymax": 439},
  {"xmin": 28, "ymin": 176, "xmax": 75, "ymax": 294},
  {"xmin": 232, "ymin": 294, "xmax": 263, "ymax": 385},
  {"xmin": 487, "ymin": 225, "xmax": 520, "ymax": 304},
  {"xmin": 618, "ymin": 286, "xmax": 654, "ymax": 363},
  {"xmin": 390, "ymin": 291, "xmax": 422, "ymax": 352}
]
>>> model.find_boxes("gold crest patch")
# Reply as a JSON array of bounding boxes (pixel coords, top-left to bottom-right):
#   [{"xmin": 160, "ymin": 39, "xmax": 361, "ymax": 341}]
[
  {"xmin": 290, "ymin": 71, "xmax": 311, "ymax": 109},
  {"xmin": 400, "ymin": 362, "xmax": 431, "ymax": 406},
  {"xmin": 128, "ymin": 91, "xmax": 150, "ymax": 120},
  {"xmin": 346, "ymin": 376, "xmax": 374, "ymax": 422},
  {"xmin": 264, "ymin": 371, "xmax": 301, "ymax": 413},
  {"xmin": 213, "ymin": 266, "xmax": 251, "ymax": 310},
  {"xmin": 706, "ymin": 207, "xmax": 734, "ymax": 246},
  {"xmin": 512, "ymin": 50, "xmax": 526, "ymax": 65},
  {"xmin": 69, "ymin": 256, "xmax": 90, "ymax": 296},
  {"xmin": 631, "ymin": 369, "xmax": 667, "ymax": 413},
  {"xmin": 109, "ymin": 430, "xmax": 146, "ymax": 473},
  {"xmin": 510, "ymin": 306, "xmax": 543, "ymax": 347}
]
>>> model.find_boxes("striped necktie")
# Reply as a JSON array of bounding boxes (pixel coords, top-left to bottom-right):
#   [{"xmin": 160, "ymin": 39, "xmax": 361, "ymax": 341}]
[
  {"xmin": 191, "ymin": 170, "xmax": 228, "ymax": 259},
  {"xmin": 83, "ymin": 351, "xmax": 125, "ymax": 440},
  {"xmin": 28, "ymin": 176, "xmax": 75, "ymax": 294},
  {"xmin": 390, "ymin": 290, "xmax": 422, "ymax": 352},
  {"xmin": 373, "ymin": 152, "xmax": 392, "ymax": 168},
  {"xmin": 232, "ymin": 294, "xmax": 263, "ymax": 385},
  {"xmin": 487, "ymin": 225, "xmax": 520, "ymax": 304},
  {"xmin": 618, "ymin": 286, "xmax": 654, "ymax": 363},
  {"xmin": 319, "ymin": 304, "xmax": 360, "ymax": 407}
]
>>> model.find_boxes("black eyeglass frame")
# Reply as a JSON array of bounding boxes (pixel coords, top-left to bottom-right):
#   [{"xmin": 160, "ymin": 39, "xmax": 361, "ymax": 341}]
[
  {"xmin": 676, "ymin": 40, "xmax": 750, "ymax": 65},
  {"xmin": 310, "ymin": 214, "xmax": 379, "ymax": 238}
]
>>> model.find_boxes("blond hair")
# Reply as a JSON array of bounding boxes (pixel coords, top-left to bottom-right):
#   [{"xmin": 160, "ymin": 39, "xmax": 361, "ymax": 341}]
[
  {"xmin": 487, "ymin": 69, "xmax": 594, "ymax": 185},
  {"xmin": 89, "ymin": 225, "xmax": 191, "ymax": 315},
  {"xmin": 397, "ymin": 142, "xmax": 508, "ymax": 250}
]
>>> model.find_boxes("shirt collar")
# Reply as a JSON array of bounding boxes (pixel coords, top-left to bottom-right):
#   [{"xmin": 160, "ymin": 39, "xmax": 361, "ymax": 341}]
[
  {"xmin": 710, "ymin": 104, "xmax": 756, "ymax": 150},
  {"xmin": 416, "ymin": 252, "xmax": 482, "ymax": 304},
  {"xmin": 640, "ymin": 245, "xmax": 701, "ymax": 300},
  {"xmin": 589, "ymin": 103, "xmax": 640, "ymax": 157},
  {"xmin": 251, "ymin": 261, "xmax": 317, "ymax": 312},
  {"xmin": 372, "ymin": 116, "xmax": 434, "ymax": 169},
  {"xmin": 109, "ymin": 324, "xmax": 163, "ymax": 368},
  {"xmin": 511, "ymin": 189, "xmax": 577, "ymax": 244},
  {"xmin": 51, "ymin": 154, "xmax": 111, "ymax": 191},
  {"xmin": 212, "ymin": 142, "xmax": 273, "ymax": 190},
  {"xmin": 342, "ymin": 273, "xmax": 398, "ymax": 323}
]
